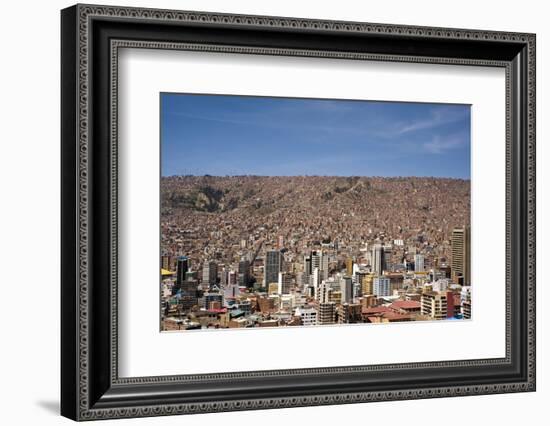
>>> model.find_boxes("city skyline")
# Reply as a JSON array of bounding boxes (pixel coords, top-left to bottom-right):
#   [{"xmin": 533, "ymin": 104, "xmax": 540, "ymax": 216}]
[
  {"xmin": 161, "ymin": 93, "xmax": 471, "ymax": 178},
  {"xmin": 160, "ymin": 176, "xmax": 471, "ymax": 331}
]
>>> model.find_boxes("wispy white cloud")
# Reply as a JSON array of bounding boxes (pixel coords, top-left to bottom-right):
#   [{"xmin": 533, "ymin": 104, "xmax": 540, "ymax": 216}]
[
  {"xmin": 422, "ymin": 135, "xmax": 467, "ymax": 154},
  {"xmin": 397, "ymin": 119, "xmax": 438, "ymax": 134},
  {"xmin": 394, "ymin": 106, "xmax": 469, "ymax": 135}
]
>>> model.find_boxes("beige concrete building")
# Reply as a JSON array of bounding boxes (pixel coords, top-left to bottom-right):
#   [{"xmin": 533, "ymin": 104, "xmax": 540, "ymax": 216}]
[
  {"xmin": 421, "ymin": 291, "xmax": 448, "ymax": 320},
  {"xmin": 317, "ymin": 302, "xmax": 336, "ymax": 325}
]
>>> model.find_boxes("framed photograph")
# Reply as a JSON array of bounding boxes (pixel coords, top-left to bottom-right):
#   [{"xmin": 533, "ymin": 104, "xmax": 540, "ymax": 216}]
[{"xmin": 61, "ymin": 4, "xmax": 536, "ymax": 421}]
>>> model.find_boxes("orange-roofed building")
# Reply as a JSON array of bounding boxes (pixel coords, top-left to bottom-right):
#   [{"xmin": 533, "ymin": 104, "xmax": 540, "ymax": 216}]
[{"xmin": 389, "ymin": 300, "xmax": 421, "ymax": 314}]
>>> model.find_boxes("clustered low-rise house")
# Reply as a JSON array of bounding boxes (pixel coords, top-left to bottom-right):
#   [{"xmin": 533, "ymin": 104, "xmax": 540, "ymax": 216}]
[{"xmin": 160, "ymin": 225, "xmax": 472, "ymax": 331}]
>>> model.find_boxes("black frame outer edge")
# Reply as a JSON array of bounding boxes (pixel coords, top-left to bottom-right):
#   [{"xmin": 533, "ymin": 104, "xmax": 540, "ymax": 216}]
[
  {"xmin": 61, "ymin": 4, "xmax": 535, "ymax": 421},
  {"xmin": 61, "ymin": 4, "xmax": 78, "ymax": 421}
]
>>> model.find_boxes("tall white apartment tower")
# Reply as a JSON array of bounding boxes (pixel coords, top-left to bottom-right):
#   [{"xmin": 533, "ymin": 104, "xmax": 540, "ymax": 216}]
[
  {"xmin": 414, "ymin": 254, "xmax": 425, "ymax": 272},
  {"xmin": 340, "ymin": 276, "xmax": 353, "ymax": 303}
]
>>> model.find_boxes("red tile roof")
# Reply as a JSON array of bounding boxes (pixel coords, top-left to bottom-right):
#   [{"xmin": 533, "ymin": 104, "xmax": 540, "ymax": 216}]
[
  {"xmin": 389, "ymin": 300, "xmax": 421, "ymax": 310},
  {"xmin": 382, "ymin": 312, "xmax": 412, "ymax": 320},
  {"xmin": 367, "ymin": 312, "xmax": 412, "ymax": 322},
  {"xmin": 362, "ymin": 306, "xmax": 390, "ymax": 315}
]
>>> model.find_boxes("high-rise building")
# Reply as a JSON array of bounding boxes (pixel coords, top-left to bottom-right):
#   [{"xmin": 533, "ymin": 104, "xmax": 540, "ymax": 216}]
[
  {"xmin": 340, "ymin": 276, "xmax": 353, "ymax": 303},
  {"xmin": 307, "ymin": 251, "xmax": 322, "ymax": 280},
  {"xmin": 304, "ymin": 254, "xmax": 312, "ymax": 277},
  {"xmin": 346, "ymin": 258, "xmax": 354, "ymax": 276},
  {"xmin": 179, "ymin": 279, "xmax": 199, "ymax": 311},
  {"xmin": 373, "ymin": 276, "xmax": 391, "ymax": 297},
  {"xmin": 355, "ymin": 270, "xmax": 367, "ymax": 285},
  {"xmin": 451, "ymin": 226, "xmax": 471, "ymax": 286},
  {"xmin": 337, "ymin": 303, "xmax": 362, "ymax": 324},
  {"xmin": 176, "ymin": 256, "xmax": 189, "ymax": 286},
  {"xmin": 321, "ymin": 252, "xmax": 329, "ymax": 281},
  {"xmin": 219, "ymin": 267, "xmax": 228, "ymax": 286},
  {"xmin": 238, "ymin": 260, "xmax": 250, "ymax": 287},
  {"xmin": 278, "ymin": 272, "xmax": 293, "ymax": 295},
  {"xmin": 414, "ymin": 254, "xmax": 425, "ymax": 272},
  {"xmin": 297, "ymin": 271, "xmax": 309, "ymax": 289},
  {"xmin": 353, "ymin": 281, "xmax": 362, "ymax": 300},
  {"xmin": 311, "ymin": 267, "xmax": 321, "ymax": 288},
  {"xmin": 308, "ymin": 250, "xmax": 329, "ymax": 281},
  {"xmin": 311, "ymin": 251, "xmax": 321, "ymax": 271},
  {"xmin": 264, "ymin": 250, "xmax": 283, "ymax": 287},
  {"xmin": 227, "ymin": 270, "xmax": 237, "ymax": 286},
  {"xmin": 316, "ymin": 281, "xmax": 331, "ymax": 304},
  {"xmin": 371, "ymin": 245, "xmax": 386, "ymax": 274},
  {"xmin": 384, "ymin": 245, "xmax": 393, "ymax": 269},
  {"xmin": 317, "ymin": 302, "xmax": 336, "ymax": 325},
  {"xmin": 328, "ymin": 290, "xmax": 342, "ymax": 304},
  {"xmin": 202, "ymin": 261, "xmax": 218, "ymax": 288},
  {"xmin": 421, "ymin": 291, "xmax": 448, "ymax": 320},
  {"xmin": 361, "ymin": 274, "xmax": 375, "ymax": 295}
]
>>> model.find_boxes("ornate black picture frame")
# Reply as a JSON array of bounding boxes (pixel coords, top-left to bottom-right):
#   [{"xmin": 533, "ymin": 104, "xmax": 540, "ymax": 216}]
[{"xmin": 61, "ymin": 4, "xmax": 536, "ymax": 421}]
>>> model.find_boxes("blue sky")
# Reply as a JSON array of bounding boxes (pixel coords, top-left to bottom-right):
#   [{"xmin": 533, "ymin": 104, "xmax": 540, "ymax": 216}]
[{"xmin": 161, "ymin": 93, "xmax": 470, "ymax": 178}]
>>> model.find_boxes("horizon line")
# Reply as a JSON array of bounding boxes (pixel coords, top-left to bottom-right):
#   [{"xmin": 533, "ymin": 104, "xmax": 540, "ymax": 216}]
[{"xmin": 161, "ymin": 174, "xmax": 470, "ymax": 180}]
